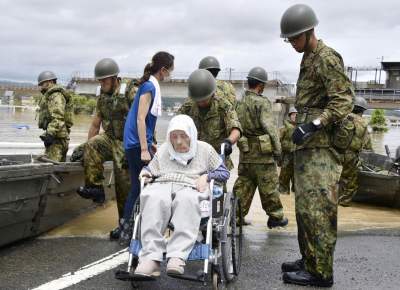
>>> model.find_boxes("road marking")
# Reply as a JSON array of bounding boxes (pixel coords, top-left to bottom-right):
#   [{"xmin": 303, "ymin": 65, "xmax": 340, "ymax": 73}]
[{"xmin": 32, "ymin": 248, "xmax": 128, "ymax": 290}]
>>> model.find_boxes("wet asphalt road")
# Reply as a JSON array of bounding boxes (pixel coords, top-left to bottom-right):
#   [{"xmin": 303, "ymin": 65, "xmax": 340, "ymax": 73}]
[{"xmin": 1, "ymin": 228, "xmax": 400, "ymax": 290}]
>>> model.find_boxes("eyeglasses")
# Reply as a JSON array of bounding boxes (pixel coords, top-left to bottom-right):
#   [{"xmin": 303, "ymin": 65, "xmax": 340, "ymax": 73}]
[{"xmin": 284, "ymin": 33, "xmax": 303, "ymax": 43}]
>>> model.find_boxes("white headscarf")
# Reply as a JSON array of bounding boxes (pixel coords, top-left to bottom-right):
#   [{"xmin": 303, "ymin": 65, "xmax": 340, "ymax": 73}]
[{"xmin": 167, "ymin": 114, "xmax": 198, "ymax": 166}]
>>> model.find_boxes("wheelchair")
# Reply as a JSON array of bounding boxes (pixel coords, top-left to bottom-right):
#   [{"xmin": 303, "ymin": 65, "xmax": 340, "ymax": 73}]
[{"xmin": 115, "ymin": 144, "xmax": 243, "ymax": 289}]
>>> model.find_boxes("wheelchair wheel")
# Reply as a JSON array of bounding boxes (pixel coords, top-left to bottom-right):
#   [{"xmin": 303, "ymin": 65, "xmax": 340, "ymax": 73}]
[{"xmin": 221, "ymin": 193, "xmax": 243, "ymax": 282}]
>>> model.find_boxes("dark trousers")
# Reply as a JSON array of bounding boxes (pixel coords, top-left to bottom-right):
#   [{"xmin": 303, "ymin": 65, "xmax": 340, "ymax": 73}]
[{"xmin": 123, "ymin": 147, "xmax": 146, "ymax": 221}]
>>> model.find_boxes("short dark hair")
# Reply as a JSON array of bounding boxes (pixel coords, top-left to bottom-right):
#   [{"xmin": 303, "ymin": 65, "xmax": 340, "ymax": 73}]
[{"xmin": 247, "ymin": 78, "xmax": 263, "ymax": 89}]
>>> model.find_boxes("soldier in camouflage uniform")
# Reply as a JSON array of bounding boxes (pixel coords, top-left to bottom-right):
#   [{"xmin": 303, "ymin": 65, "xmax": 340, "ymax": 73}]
[
  {"xmin": 279, "ymin": 107, "xmax": 297, "ymax": 195},
  {"xmin": 70, "ymin": 77, "xmax": 139, "ymax": 164},
  {"xmin": 280, "ymin": 5, "xmax": 354, "ymax": 287},
  {"xmin": 76, "ymin": 58, "xmax": 136, "ymax": 240},
  {"xmin": 338, "ymin": 97, "xmax": 372, "ymax": 207},
  {"xmin": 198, "ymin": 56, "xmax": 237, "ymax": 106},
  {"xmin": 178, "ymin": 69, "xmax": 241, "ymax": 170},
  {"xmin": 233, "ymin": 67, "xmax": 288, "ymax": 229},
  {"xmin": 37, "ymin": 71, "xmax": 73, "ymax": 162}
]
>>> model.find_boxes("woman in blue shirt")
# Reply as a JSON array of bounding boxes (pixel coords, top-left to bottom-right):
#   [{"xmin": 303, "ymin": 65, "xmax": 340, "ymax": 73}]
[{"xmin": 120, "ymin": 51, "xmax": 174, "ymax": 242}]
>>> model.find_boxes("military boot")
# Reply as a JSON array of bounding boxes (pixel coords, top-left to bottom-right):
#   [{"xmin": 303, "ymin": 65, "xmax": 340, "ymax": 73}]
[
  {"xmin": 76, "ymin": 186, "xmax": 105, "ymax": 204},
  {"xmin": 267, "ymin": 216, "xmax": 288, "ymax": 229},
  {"xmin": 109, "ymin": 227, "xmax": 121, "ymax": 241},
  {"xmin": 283, "ymin": 270, "xmax": 333, "ymax": 287},
  {"xmin": 281, "ymin": 258, "xmax": 305, "ymax": 272}
]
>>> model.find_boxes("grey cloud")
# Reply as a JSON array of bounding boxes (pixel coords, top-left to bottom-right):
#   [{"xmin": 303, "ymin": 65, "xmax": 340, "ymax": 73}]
[{"xmin": 0, "ymin": 0, "xmax": 399, "ymax": 83}]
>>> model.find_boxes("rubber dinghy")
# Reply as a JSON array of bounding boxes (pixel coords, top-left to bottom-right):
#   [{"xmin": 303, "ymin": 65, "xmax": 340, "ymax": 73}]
[{"xmin": 0, "ymin": 155, "xmax": 115, "ymax": 247}]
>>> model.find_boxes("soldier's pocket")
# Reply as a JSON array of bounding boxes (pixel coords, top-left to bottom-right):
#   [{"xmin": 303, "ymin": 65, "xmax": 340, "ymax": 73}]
[
  {"xmin": 258, "ymin": 134, "xmax": 273, "ymax": 154},
  {"xmin": 208, "ymin": 123, "xmax": 221, "ymax": 141},
  {"xmin": 237, "ymin": 137, "xmax": 250, "ymax": 153}
]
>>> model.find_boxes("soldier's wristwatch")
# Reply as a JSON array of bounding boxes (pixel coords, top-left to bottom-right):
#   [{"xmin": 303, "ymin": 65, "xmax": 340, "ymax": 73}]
[{"xmin": 312, "ymin": 118, "xmax": 322, "ymax": 129}]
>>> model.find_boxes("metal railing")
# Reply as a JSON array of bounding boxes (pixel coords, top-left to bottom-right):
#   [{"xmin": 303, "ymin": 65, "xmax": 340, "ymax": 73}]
[{"xmin": 356, "ymin": 88, "xmax": 400, "ymax": 101}]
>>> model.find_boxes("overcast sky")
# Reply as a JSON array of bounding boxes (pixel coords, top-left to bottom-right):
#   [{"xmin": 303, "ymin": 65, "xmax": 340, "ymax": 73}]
[{"xmin": 1, "ymin": 0, "xmax": 399, "ymax": 83}]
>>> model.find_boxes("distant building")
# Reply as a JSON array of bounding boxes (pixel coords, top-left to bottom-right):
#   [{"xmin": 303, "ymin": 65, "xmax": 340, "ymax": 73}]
[
  {"xmin": 1, "ymin": 90, "xmax": 14, "ymax": 105},
  {"xmin": 381, "ymin": 61, "xmax": 400, "ymax": 89}
]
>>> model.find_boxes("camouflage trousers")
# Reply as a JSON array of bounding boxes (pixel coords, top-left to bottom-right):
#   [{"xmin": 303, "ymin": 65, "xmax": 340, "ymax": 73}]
[
  {"xmin": 233, "ymin": 163, "xmax": 284, "ymax": 219},
  {"xmin": 84, "ymin": 133, "xmax": 130, "ymax": 218},
  {"xmin": 294, "ymin": 148, "xmax": 342, "ymax": 279},
  {"xmin": 338, "ymin": 151, "xmax": 360, "ymax": 206},
  {"xmin": 45, "ymin": 138, "xmax": 69, "ymax": 162},
  {"xmin": 279, "ymin": 152, "xmax": 295, "ymax": 194}
]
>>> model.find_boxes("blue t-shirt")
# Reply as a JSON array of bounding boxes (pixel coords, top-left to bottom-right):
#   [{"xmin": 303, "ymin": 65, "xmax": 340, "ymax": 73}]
[{"xmin": 124, "ymin": 81, "xmax": 157, "ymax": 150}]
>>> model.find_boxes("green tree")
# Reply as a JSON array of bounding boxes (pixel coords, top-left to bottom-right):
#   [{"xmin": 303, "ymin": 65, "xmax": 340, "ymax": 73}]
[{"xmin": 369, "ymin": 109, "xmax": 388, "ymax": 132}]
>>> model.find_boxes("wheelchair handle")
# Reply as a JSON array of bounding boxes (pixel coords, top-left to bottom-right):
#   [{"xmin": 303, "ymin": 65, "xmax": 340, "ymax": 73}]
[{"xmin": 220, "ymin": 143, "xmax": 226, "ymax": 161}]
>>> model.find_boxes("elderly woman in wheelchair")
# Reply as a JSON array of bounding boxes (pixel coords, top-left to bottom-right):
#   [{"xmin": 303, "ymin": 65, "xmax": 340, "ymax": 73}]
[{"xmin": 134, "ymin": 114, "xmax": 230, "ymax": 278}]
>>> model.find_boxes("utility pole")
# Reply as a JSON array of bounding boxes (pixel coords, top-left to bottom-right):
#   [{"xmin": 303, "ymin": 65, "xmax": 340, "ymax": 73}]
[
  {"xmin": 227, "ymin": 67, "xmax": 234, "ymax": 81},
  {"xmin": 378, "ymin": 56, "xmax": 384, "ymax": 84}
]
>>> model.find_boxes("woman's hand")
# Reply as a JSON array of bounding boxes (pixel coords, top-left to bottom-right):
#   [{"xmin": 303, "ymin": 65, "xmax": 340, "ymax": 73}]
[
  {"xmin": 139, "ymin": 169, "xmax": 153, "ymax": 184},
  {"xmin": 141, "ymin": 150, "xmax": 152, "ymax": 163},
  {"xmin": 196, "ymin": 174, "xmax": 209, "ymax": 192},
  {"xmin": 150, "ymin": 143, "xmax": 157, "ymax": 154}
]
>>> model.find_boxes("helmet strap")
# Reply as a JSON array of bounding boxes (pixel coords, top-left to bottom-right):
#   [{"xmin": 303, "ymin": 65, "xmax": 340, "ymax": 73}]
[{"xmin": 304, "ymin": 30, "xmax": 311, "ymax": 51}]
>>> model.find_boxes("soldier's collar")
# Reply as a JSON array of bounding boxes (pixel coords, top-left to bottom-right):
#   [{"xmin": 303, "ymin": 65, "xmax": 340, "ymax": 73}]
[
  {"xmin": 309, "ymin": 39, "xmax": 324, "ymax": 56},
  {"xmin": 196, "ymin": 98, "xmax": 218, "ymax": 119},
  {"xmin": 245, "ymin": 89, "xmax": 262, "ymax": 97}
]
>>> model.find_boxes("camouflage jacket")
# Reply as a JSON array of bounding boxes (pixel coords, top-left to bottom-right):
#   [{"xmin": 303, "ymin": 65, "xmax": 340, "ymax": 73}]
[
  {"xmin": 295, "ymin": 40, "xmax": 354, "ymax": 150},
  {"xmin": 216, "ymin": 79, "xmax": 237, "ymax": 107},
  {"xmin": 37, "ymin": 85, "xmax": 73, "ymax": 138},
  {"xmin": 347, "ymin": 113, "xmax": 372, "ymax": 152},
  {"xmin": 235, "ymin": 90, "xmax": 281, "ymax": 164},
  {"xmin": 280, "ymin": 120, "xmax": 296, "ymax": 153},
  {"xmin": 178, "ymin": 95, "xmax": 242, "ymax": 169},
  {"xmin": 96, "ymin": 79, "xmax": 136, "ymax": 140}
]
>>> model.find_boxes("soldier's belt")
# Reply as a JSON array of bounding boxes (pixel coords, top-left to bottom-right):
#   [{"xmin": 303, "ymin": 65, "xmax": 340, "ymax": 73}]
[{"xmin": 296, "ymin": 107, "xmax": 324, "ymax": 125}]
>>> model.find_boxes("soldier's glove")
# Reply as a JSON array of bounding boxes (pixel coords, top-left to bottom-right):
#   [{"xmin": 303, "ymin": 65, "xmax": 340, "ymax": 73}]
[
  {"xmin": 292, "ymin": 119, "xmax": 322, "ymax": 145},
  {"xmin": 40, "ymin": 134, "xmax": 55, "ymax": 147},
  {"xmin": 222, "ymin": 139, "xmax": 233, "ymax": 156}
]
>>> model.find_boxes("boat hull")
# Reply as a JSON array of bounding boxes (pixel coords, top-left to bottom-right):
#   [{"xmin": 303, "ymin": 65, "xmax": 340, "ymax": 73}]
[{"xmin": 0, "ymin": 155, "xmax": 115, "ymax": 247}]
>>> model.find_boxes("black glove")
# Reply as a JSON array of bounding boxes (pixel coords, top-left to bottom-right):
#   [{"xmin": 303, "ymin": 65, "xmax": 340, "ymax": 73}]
[
  {"xmin": 292, "ymin": 122, "xmax": 319, "ymax": 145},
  {"xmin": 40, "ymin": 134, "xmax": 55, "ymax": 147},
  {"xmin": 223, "ymin": 139, "xmax": 233, "ymax": 156}
]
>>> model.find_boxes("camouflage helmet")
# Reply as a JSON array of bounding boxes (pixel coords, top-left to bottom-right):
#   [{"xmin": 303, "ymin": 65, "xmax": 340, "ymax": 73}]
[
  {"xmin": 288, "ymin": 106, "xmax": 298, "ymax": 115},
  {"xmin": 280, "ymin": 4, "xmax": 319, "ymax": 38},
  {"xmin": 247, "ymin": 67, "xmax": 268, "ymax": 83},
  {"xmin": 354, "ymin": 96, "xmax": 368, "ymax": 111},
  {"xmin": 38, "ymin": 71, "xmax": 57, "ymax": 85},
  {"xmin": 94, "ymin": 58, "xmax": 120, "ymax": 80},
  {"xmin": 188, "ymin": 69, "xmax": 216, "ymax": 102},
  {"xmin": 198, "ymin": 56, "xmax": 221, "ymax": 71}
]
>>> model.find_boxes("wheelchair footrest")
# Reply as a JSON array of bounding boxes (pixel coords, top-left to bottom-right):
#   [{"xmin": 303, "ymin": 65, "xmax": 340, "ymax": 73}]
[
  {"xmin": 132, "ymin": 274, "xmax": 157, "ymax": 281},
  {"xmin": 187, "ymin": 242, "xmax": 210, "ymax": 261},
  {"xmin": 115, "ymin": 270, "xmax": 133, "ymax": 281},
  {"xmin": 167, "ymin": 272, "xmax": 205, "ymax": 282},
  {"xmin": 115, "ymin": 270, "xmax": 158, "ymax": 282}
]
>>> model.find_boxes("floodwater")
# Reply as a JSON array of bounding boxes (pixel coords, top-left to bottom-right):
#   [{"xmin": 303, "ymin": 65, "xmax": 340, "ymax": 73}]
[
  {"xmin": 1, "ymin": 106, "xmax": 400, "ymax": 290},
  {"xmin": 0, "ymin": 106, "xmax": 399, "ymax": 155}
]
